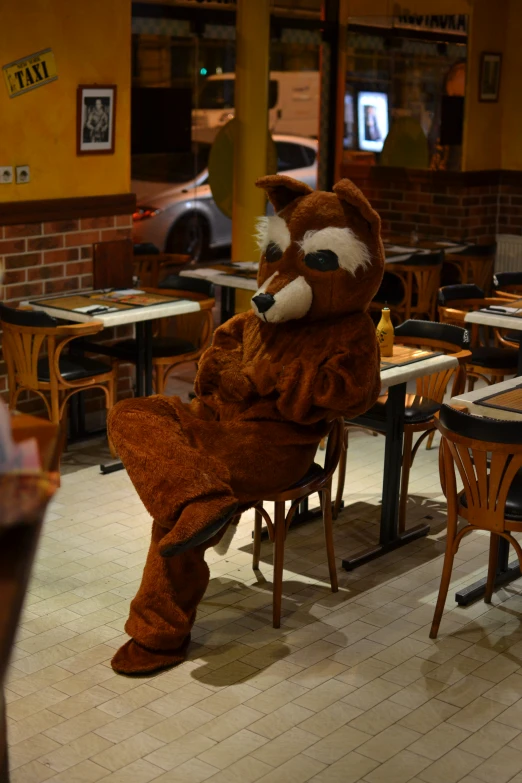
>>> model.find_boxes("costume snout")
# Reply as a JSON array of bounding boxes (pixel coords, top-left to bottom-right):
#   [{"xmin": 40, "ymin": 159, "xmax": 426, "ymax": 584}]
[{"xmin": 251, "ymin": 271, "xmax": 313, "ymax": 323}]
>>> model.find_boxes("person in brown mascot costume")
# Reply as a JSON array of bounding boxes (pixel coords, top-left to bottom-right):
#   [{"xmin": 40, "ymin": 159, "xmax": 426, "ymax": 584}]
[{"xmin": 108, "ymin": 175, "xmax": 385, "ymax": 675}]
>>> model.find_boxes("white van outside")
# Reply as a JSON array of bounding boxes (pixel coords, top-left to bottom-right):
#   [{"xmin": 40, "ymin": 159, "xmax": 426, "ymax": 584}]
[{"xmin": 192, "ymin": 71, "xmax": 319, "ymax": 142}]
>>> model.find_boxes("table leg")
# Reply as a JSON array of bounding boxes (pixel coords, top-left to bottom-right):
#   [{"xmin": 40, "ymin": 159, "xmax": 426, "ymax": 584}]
[
  {"xmin": 135, "ymin": 322, "xmax": 145, "ymax": 398},
  {"xmin": 143, "ymin": 321, "xmax": 153, "ymax": 397},
  {"xmin": 518, "ymin": 341, "xmax": 522, "ymax": 376},
  {"xmin": 220, "ymin": 287, "xmax": 236, "ymax": 324},
  {"xmin": 342, "ymin": 382, "xmax": 430, "ymax": 571}
]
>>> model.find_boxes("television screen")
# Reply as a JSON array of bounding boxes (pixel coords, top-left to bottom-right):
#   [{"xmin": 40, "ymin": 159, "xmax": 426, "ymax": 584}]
[{"xmin": 357, "ymin": 91, "xmax": 389, "ymax": 152}]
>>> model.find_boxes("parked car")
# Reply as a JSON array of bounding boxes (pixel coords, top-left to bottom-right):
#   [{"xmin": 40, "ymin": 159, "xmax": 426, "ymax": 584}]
[
  {"xmin": 132, "ymin": 134, "xmax": 318, "ymax": 260},
  {"xmin": 192, "ymin": 71, "xmax": 320, "ymax": 144}
]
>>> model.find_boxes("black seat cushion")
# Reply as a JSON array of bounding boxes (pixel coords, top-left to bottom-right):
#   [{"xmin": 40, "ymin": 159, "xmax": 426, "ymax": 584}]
[
  {"xmin": 470, "ymin": 346, "xmax": 518, "ymax": 369},
  {"xmin": 365, "ymin": 397, "xmax": 441, "ymax": 425},
  {"xmin": 290, "ymin": 462, "xmax": 324, "ymax": 489},
  {"xmin": 38, "ymin": 355, "xmax": 111, "ymax": 382},
  {"xmin": 460, "ymin": 468, "xmax": 522, "ymax": 521},
  {"xmin": 117, "ymin": 336, "xmax": 197, "ymax": 359}
]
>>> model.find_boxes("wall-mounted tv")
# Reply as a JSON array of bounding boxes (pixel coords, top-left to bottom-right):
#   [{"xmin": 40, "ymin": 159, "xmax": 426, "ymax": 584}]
[{"xmin": 357, "ymin": 91, "xmax": 389, "ymax": 152}]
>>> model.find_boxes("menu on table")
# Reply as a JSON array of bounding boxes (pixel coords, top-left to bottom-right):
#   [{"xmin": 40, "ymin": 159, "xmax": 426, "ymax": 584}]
[{"xmin": 380, "ymin": 345, "xmax": 443, "ymax": 370}]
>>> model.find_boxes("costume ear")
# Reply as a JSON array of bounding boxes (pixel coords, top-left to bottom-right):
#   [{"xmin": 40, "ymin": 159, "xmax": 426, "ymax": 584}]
[
  {"xmin": 256, "ymin": 175, "xmax": 313, "ymax": 213},
  {"xmin": 333, "ymin": 178, "xmax": 381, "ymax": 237}
]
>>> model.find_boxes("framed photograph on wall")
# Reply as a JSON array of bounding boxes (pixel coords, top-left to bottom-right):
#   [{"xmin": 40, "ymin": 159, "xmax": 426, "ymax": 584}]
[
  {"xmin": 479, "ymin": 53, "xmax": 502, "ymax": 102},
  {"xmin": 77, "ymin": 85, "xmax": 117, "ymax": 155}
]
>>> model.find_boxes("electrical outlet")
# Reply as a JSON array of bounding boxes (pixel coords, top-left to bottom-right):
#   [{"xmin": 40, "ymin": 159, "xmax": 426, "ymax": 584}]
[
  {"xmin": 15, "ymin": 165, "xmax": 30, "ymax": 184},
  {"xmin": 0, "ymin": 166, "xmax": 13, "ymax": 184}
]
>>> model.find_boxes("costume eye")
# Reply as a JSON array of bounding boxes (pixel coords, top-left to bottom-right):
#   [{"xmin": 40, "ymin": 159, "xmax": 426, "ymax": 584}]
[
  {"xmin": 304, "ymin": 249, "xmax": 339, "ymax": 271},
  {"xmin": 265, "ymin": 242, "xmax": 283, "ymax": 263}
]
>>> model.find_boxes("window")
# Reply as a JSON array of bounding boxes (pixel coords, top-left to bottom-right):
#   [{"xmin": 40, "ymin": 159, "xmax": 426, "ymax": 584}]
[
  {"xmin": 276, "ymin": 141, "xmax": 311, "ymax": 172},
  {"xmin": 301, "ymin": 145, "xmax": 316, "ymax": 166}
]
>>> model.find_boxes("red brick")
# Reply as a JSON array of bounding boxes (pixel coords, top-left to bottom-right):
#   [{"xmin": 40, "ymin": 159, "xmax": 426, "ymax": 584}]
[
  {"xmin": 99, "ymin": 228, "xmax": 132, "ymax": 241},
  {"xmin": 4, "ymin": 281, "xmax": 44, "ymax": 302},
  {"xmin": 3, "ymin": 269, "xmax": 26, "ymax": 285},
  {"xmin": 116, "ymin": 214, "xmax": 133, "ymax": 228},
  {"xmin": 5, "ymin": 252, "xmax": 43, "ymax": 269},
  {"xmin": 28, "ymin": 264, "xmax": 65, "ymax": 281},
  {"xmin": 4, "ymin": 223, "xmax": 42, "ymax": 238},
  {"xmin": 66, "ymin": 260, "xmax": 92, "ymax": 276},
  {"xmin": 80, "ymin": 274, "xmax": 93, "ymax": 289},
  {"xmin": 80, "ymin": 216, "xmax": 115, "ymax": 230},
  {"xmin": 64, "ymin": 230, "xmax": 100, "ymax": 247},
  {"xmin": 43, "ymin": 219, "xmax": 80, "ymax": 234},
  {"xmin": 27, "ymin": 235, "xmax": 64, "ymax": 251},
  {"xmin": 80, "ymin": 246, "xmax": 93, "ymax": 259},
  {"xmin": 43, "ymin": 248, "xmax": 79, "ymax": 264},
  {"xmin": 0, "ymin": 238, "xmax": 26, "ymax": 254},
  {"xmin": 45, "ymin": 277, "xmax": 80, "ymax": 294}
]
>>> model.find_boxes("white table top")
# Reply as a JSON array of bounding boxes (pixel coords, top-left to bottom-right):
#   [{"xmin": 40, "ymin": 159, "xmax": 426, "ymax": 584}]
[
  {"xmin": 451, "ymin": 377, "xmax": 522, "ymax": 421},
  {"xmin": 465, "ymin": 309, "xmax": 522, "ymax": 332},
  {"xmin": 180, "ymin": 265, "xmax": 259, "ymax": 292},
  {"xmin": 380, "ymin": 354, "xmax": 458, "ymax": 391},
  {"xmin": 24, "ymin": 294, "xmax": 201, "ymax": 328}
]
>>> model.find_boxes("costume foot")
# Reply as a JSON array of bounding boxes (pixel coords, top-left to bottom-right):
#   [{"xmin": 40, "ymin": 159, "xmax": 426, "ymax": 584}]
[
  {"xmin": 111, "ymin": 637, "xmax": 190, "ymax": 675},
  {"xmin": 159, "ymin": 497, "xmax": 238, "ymax": 557}
]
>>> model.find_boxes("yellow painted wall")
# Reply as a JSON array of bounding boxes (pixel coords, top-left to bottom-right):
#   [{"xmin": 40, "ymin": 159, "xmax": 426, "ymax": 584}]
[
  {"xmin": 0, "ymin": 0, "xmax": 131, "ymax": 202},
  {"xmin": 501, "ymin": 0, "xmax": 522, "ymax": 170}
]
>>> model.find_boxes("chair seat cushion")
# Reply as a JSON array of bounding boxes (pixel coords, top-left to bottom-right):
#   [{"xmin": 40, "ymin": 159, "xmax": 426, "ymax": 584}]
[
  {"xmin": 117, "ymin": 337, "xmax": 197, "ymax": 359},
  {"xmin": 470, "ymin": 346, "xmax": 518, "ymax": 369},
  {"xmin": 460, "ymin": 467, "xmax": 522, "ymax": 521},
  {"xmin": 366, "ymin": 397, "xmax": 441, "ymax": 425},
  {"xmin": 290, "ymin": 462, "xmax": 324, "ymax": 489},
  {"xmin": 38, "ymin": 355, "xmax": 111, "ymax": 382}
]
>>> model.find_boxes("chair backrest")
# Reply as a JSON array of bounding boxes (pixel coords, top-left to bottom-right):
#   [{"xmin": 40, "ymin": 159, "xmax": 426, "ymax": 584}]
[
  {"xmin": 92, "ymin": 238, "xmax": 134, "ymax": 290},
  {"xmin": 436, "ymin": 404, "xmax": 522, "ymax": 530},
  {"xmin": 133, "ymin": 242, "xmax": 160, "ymax": 256},
  {"xmin": 151, "ymin": 276, "xmax": 215, "ymax": 350},
  {"xmin": 438, "ymin": 284, "xmax": 485, "ymax": 305},
  {"xmin": 493, "ymin": 271, "xmax": 522, "ymax": 296},
  {"xmin": 393, "ymin": 251, "xmax": 444, "ymax": 319},
  {"xmin": 394, "ymin": 319, "xmax": 471, "ymax": 401},
  {"xmin": 455, "ymin": 243, "xmax": 497, "ymax": 258},
  {"xmin": 323, "ymin": 418, "xmax": 345, "ymax": 483},
  {"xmin": 158, "ymin": 274, "xmax": 214, "ymax": 298},
  {"xmin": 0, "ymin": 304, "xmax": 59, "ymax": 392}
]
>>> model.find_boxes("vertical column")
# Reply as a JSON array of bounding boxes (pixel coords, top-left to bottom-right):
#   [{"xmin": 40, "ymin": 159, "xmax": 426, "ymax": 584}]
[{"xmin": 232, "ymin": 0, "xmax": 271, "ymax": 269}]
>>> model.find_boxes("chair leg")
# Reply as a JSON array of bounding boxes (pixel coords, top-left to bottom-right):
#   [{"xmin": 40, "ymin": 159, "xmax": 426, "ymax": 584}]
[
  {"xmin": 321, "ymin": 487, "xmax": 338, "ymax": 593},
  {"xmin": 426, "ymin": 431, "xmax": 435, "ymax": 450},
  {"xmin": 468, "ymin": 376, "xmax": 476, "ymax": 392},
  {"xmin": 272, "ymin": 501, "xmax": 286, "ymax": 629},
  {"xmin": 430, "ymin": 508, "xmax": 458, "ymax": 639},
  {"xmin": 253, "ymin": 505, "xmax": 262, "ymax": 571},
  {"xmin": 333, "ymin": 426, "xmax": 348, "ymax": 520},
  {"xmin": 399, "ymin": 426, "xmax": 414, "ymax": 534},
  {"xmin": 154, "ymin": 365, "xmax": 166, "ymax": 396},
  {"xmin": 485, "ymin": 533, "xmax": 499, "ymax": 604}
]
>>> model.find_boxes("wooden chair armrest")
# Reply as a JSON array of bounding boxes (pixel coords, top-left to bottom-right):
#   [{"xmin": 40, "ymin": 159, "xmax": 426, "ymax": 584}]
[
  {"xmin": 55, "ymin": 320, "xmax": 104, "ymax": 337},
  {"xmin": 452, "ymin": 349, "xmax": 472, "ymax": 364}
]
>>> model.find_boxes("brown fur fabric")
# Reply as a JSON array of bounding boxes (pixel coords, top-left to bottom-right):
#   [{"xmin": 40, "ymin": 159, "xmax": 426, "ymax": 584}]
[{"xmin": 109, "ymin": 177, "xmax": 384, "ymax": 674}]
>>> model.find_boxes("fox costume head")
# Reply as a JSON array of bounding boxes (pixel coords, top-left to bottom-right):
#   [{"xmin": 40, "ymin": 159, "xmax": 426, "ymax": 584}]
[{"xmin": 251, "ymin": 175, "xmax": 384, "ymax": 323}]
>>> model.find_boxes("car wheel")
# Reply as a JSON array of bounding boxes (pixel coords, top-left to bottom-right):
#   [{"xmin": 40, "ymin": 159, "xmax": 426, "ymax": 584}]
[{"xmin": 166, "ymin": 214, "xmax": 210, "ymax": 261}]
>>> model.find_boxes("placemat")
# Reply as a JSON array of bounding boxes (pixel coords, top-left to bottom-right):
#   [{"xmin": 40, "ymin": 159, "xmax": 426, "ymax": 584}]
[
  {"xmin": 475, "ymin": 384, "xmax": 522, "ymax": 414},
  {"xmin": 479, "ymin": 304, "xmax": 522, "ymax": 318},
  {"xmin": 29, "ymin": 291, "xmax": 185, "ymax": 315},
  {"xmin": 381, "ymin": 345, "xmax": 443, "ymax": 370}
]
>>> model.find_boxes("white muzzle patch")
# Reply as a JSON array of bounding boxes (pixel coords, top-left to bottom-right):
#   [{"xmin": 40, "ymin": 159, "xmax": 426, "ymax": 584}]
[{"xmin": 251, "ymin": 271, "xmax": 313, "ymax": 323}]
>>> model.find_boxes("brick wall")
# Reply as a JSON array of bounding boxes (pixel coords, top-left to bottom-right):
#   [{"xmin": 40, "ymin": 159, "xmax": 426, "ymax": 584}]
[
  {"xmin": 340, "ymin": 166, "xmax": 522, "ymax": 244},
  {"xmin": 0, "ymin": 212, "xmax": 135, "ymax": 426}
]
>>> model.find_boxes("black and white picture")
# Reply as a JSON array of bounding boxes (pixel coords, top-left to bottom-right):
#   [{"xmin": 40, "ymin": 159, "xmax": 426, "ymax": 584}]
[{"xmin": 77, "ymin": 85, "xmax": 116, "ymax": 155}]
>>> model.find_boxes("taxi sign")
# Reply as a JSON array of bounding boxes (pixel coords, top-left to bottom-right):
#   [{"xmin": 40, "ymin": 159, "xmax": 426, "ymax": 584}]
[{"xmin": 3, "ymin": 48, "xmax": 57, "ymax": 98}]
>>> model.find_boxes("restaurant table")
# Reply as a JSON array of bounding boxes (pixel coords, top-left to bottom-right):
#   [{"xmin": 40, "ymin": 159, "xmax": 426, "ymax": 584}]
[
  {"xmin": 342, "ymin": 351, "xmax": 459, "ymax": 570},
  {"xmin": 465, "ymin": 306, "xmax": 522, "ymax": 375},
  {"xmin": 451, "ymin": 374, "xmax": 522, "ymax": 605}
]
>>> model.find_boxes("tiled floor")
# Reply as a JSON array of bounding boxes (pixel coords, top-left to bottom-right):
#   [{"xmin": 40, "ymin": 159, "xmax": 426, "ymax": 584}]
[{"xmin": 7, "ymin": 401, "xmax": 522, "ymax": 783}]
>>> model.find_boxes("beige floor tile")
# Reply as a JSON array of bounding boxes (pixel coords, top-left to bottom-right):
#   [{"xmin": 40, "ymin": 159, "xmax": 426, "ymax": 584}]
[
  {"xmin": 399, "ymin": 699, "xmax": 461, "ymax": 734},
  {"xmin": 47, "ymin": 685, "xmax": 115, "ymax": 720},
  {"xmin": 87, "ymin": 758, "xmax": 164, "ymax": 782},
  {"xmin": 152, "ymin": 758, "xmax": 219, "ymax": 783},
  {"xmin": 447, "ymin": 696, "xmax": 508, "ymax": 732},
  {"xmin": 97, "ymin": 683, "xmax": 165, "ymax": 718},
  {"xmin": 250, "ymin": 727, "xmax": 319, "ymax": 767},
  {"xmin": 8, "ymin": 709, "xmax": 66, "ymax": 745},
  {"xmin": 471, "ymin": 655, "xmax": 520, "ymax": 684},
  {"xmin": 426, "ymin": 655, "xmax": 484, "ymax": 686},
  {"xmin": 284, "ymin": 641, "xmax": 344, "ymax": 669},
  {"xmin": 373, "ymin": 638, "xmax": 431, "ymax": 667},
  {"xmin": 196, "ymin": 683, "xmax": 261, "ymax": 716},
  {"xmin": 43, "ymin": 707, "xmax": 115, "ymax": 744},
  {"xmin": 244, "ymin": 681, "xmax": 308, "ymax": 715},
  {"xmin": 418, "ymin": 748, "xmax": 483, "ymax": 783},
  {"xmin": 389, "ymin": 679, "xmax": 449, "ymax": 710},
  {"xmin": 248, "ymin": 702, "xmax": 315, "ymax": 739},
  {"xmin": 335, "ymin": 659, "xmax": 393, "ymax": 688},
  {"xmin": 37, "ymin": 731, "xmax": 113, "ymax": 772},
  {"xmin": 247, "ymin": 662, "xmax": 304, "ymax": 692},
  {"xmin": 7, "ymin": 733, "xmax": 61, "ymax": 770},
  {"xmin": 146, "ymin": 682, "xmax": 214, "ymax": 718},
  {"xmin": 309, "ymin": 750, "xmax": 379, "ymax": 783},
  {"xmin": 195, "ymin": 704, "xmax": 263, "ymax": 741},
  {"xmin": 202, "ymin": 755, "xmax": 273, "ymax": 783},
  {"xmin": 197, "ymin": 728, "xmax": 268, "ymax": 770},
  {"xmin": 483, "ymin": 673, "xmax": 522, "ymax": 706},
  {"xmin": 348, "ymin": 699, "xmax": 411, "ymax": 736},
  {"xmin": 144, "ymin": 729, "xmax": 216, "ymax": 772},
  {"xmin": 293, "ymin": 679, "xmax": 354, "ymax": 712},
  {"xmin": 253, "ymin": 754, "xmax": 326, "ymax": 783},
  {"xmin": 408, "ymin": 722, "xmax": 471, "ymax": 760},
  {"xmin": 94, "ymin": 707, "xmax": 164, "ymax": 744},
  {"xmin": 44, "ymin": 759, "xmax": 110, "ymax": 782},
  {"xmin": 357, "ymin": 724, "xmax": 422, "ymax": 762},
  {"xmin": 91, "ymin": 731, "xmax": 165, "ymax": 772},
  {"xmin": 289, "ymin": 660, "xmax": 348, "ymax": 689},
  {"xmin": 382, "ymin": 657, "xmax": 440, "ymax": 687},
  {"xmin": 436, "ymin": 675, "xmax": 492, "ymax": 708},
  {"xmin": 298, "ymin": 701, "xmax": 364, "ymax": 738},
  {"xmin": 330, "ymin": 639, "xmax": 386, "ymax": 668},
  {"xmin": 144, "ymin": 706, "xmax": 214, "ymax": 744},
  {"xmin": 472, "ymin": 745, "xmax": 522, "ymax": 783},
  {"xmin": 10, "ymin": 760, "xmax": 57, "ymax": 783},
  {"xmin": 364, "ymin": 749, "xmax": 432, "ymax": 783},
  {"xmin": 459, "ymin": 720, "xmax": 519, "ymax": 759},
  {"xmin": 303, "ymin": 725, "xmax": 372, "ymax": 764},
  {"xmin": 343, "ymin": 678, "xmax": 402, "ymax": 711},
  {"xmin": 7, "ymin": 686, "xmax": 69, "ymax": 721}
]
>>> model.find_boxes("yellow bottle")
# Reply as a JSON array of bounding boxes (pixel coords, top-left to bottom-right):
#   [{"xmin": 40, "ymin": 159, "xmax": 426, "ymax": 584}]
[{"xmin": 376, "ymin": 306, "xmax": 394, "ymax": 358}]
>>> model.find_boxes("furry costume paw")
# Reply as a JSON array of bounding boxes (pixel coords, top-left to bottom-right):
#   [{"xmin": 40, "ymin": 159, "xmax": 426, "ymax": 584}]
[
  {"xmin": 159, "ymin": 496, "xmax": 238, "ymax": 557},
  {"xmin": 111, "ymin": 637, "xmax": 191, "ymax": 675}
]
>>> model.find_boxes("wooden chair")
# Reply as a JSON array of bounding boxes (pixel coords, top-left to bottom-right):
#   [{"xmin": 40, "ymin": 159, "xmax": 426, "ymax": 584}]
[
  {"xmin": 253, "ymin": 418, "xmax": 343, "ymax": 628},
  {"xmin": 0, "ymin": 417, "xmax": 60, "ymax": 780},
  {"xmin": 444, "ymin": 243, "xmax": 496, "ymax": 295},
  {"xmin": 114, "ymin": 276, "xmax": 215, "ymax": 395},
  {"xmin": 371, "ymin": 251, "xmax": 443, "ymax": 323},
  {"xmin": 493, "ymin": 271, "xmax": 522, "ymax": 301},
  {"xmin": 134, "ymin": 254, "xmax": 191, "ymax": 289},
  {"xmin": 0, "ymin": 304, "xmax": 117, "ymax": 434},
  {"xmin": 438, "ymin": 284, "xmax": 518, "ymax": 389},
  {"xmin": 92, "ymin": 238, "xmax": 134, "ymax": 290},
  {"xmin": 334, "ymin": 321, "xmax": 471, "ymax": 532},
  {"xmin": 431, "ymin": 404, "xmax": 522, "ymax": 638}
]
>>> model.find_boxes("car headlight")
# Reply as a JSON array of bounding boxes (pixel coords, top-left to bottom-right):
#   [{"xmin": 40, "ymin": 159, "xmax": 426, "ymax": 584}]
[{"xmin": 133, "ymin": 206, "xmax": 162, "ymax": 222}]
